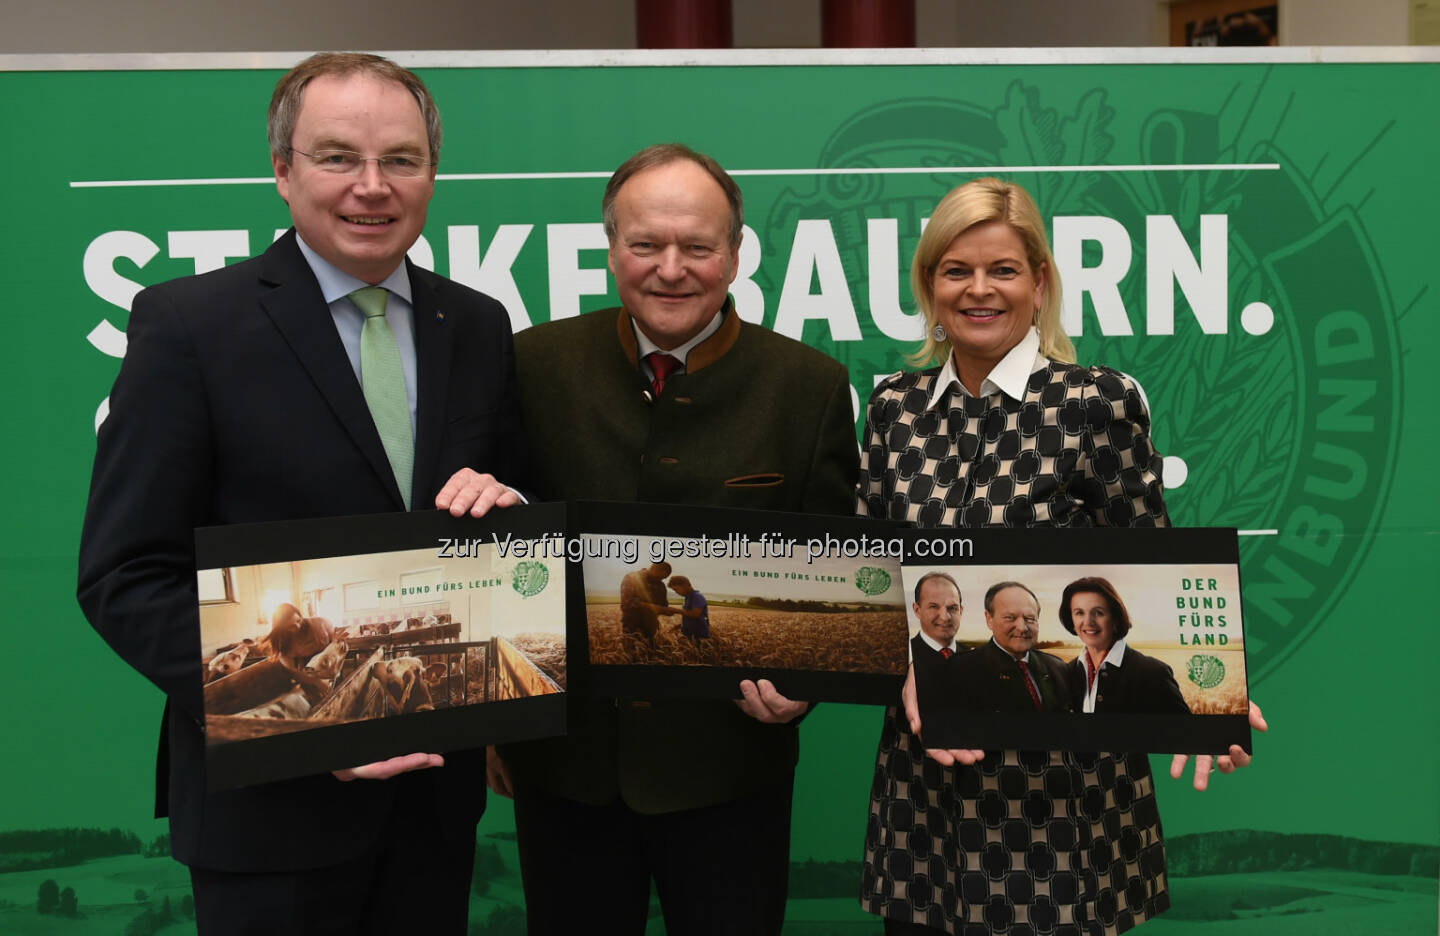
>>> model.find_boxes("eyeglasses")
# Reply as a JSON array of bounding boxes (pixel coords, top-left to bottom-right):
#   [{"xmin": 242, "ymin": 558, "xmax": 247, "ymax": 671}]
[{"xmin": 290, "ymin": 148, "xmax": 432, "ymax": 179}]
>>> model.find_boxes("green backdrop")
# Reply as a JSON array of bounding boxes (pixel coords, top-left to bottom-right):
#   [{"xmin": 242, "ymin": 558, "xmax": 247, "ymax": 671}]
[{"xmin": 2, "ymin": 52, "xmax": 1436, "ymax": 934}]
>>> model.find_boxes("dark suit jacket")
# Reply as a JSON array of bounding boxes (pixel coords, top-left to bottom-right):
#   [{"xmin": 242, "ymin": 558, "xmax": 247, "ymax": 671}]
[
  {"xmin": 1067, "ymin": 646, "xmax": 1190, "ymax": 714},
  {"xmin": 951, "ymin": 641, "xmax": 1074, "ymax": 713},
  {"xmin": 503, "ymin": 303, "xmax": 858, "ymax": 814},
  {"xmin": 77, "ymin": 231, "xmax": 526, "ymax": 872},
  {"xmin": 911, "ymin": 633, "xmax": 965, "ymax": 713}
]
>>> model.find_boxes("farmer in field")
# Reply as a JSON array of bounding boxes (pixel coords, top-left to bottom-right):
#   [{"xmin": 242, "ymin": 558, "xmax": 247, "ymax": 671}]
[
  {"xmin": 667, "ymin": 575, "xmax": 711, "ymax": 641},
  {"xmin": 619, "ymin": 560, "xmax": 672, "ymax": 647}
]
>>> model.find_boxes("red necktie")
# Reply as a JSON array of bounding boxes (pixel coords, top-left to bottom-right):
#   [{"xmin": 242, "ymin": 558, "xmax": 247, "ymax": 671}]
[
  {"xmin": 1086, "ymin": 655, "xmax": 1099, "ymax": 693},
  {"xmin": 646, "ymin": 352, "xmax": 682, "ymax": 397},
  {"xmin": 940, "ymin": 648, "xmax": 953, "ymax": 660},
  {"xmin": 1016, "ymin": 659, "xmax": 1043, "ymax": 711}
]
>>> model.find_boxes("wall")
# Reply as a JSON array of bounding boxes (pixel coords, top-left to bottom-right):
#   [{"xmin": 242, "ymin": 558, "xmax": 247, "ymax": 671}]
[{"xmin": 0, "ymin": 0, "xmax": 1421, "ymax": 54}]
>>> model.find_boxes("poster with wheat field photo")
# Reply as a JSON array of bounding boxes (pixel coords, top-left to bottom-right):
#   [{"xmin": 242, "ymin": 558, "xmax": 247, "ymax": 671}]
[{"xmin": 574, "ymin": 501, "xmax": 910, "ymax": 704}]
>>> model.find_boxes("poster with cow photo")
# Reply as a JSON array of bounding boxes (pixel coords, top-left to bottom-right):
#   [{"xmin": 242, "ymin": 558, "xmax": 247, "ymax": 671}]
[
  {"xmin": 195, "ymin": 503, "xmax": 568, "ymax": 791},
  {"xmin": 901, "ymin": 527, "xmax": 1251, "ymax": 754},
  {"xmin": 575, "ymin": 501, "xmax": 909, "ymax": 703}
]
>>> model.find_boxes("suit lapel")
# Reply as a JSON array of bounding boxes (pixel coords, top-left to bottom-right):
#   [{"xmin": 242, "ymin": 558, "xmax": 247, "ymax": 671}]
[
  {"xmin": 984, "ymin": 642, "xmax": 1029, "ymax": 710},
  {"xmin": 1033, "ymin": 657, "xmax": 1060, "ymax": 712},
  {"xmin": 409, "ymin": 264, "xmax": 452, "ymax": 509},
  {"xmin": 258, "ymin": 232, "xmax": 406, "ymax": 509}
]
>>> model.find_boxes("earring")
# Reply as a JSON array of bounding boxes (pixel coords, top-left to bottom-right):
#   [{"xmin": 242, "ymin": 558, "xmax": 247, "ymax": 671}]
[{"xmin": 931, "ymin": 324, "xmax": 947, "ymax": 342}]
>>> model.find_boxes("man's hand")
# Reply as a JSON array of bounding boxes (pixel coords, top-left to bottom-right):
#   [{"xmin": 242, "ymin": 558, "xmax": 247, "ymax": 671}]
[
  {"xmin": 484, "ymin": 745, "xmax": 514, "ymax": 798},
  {"xmin": 332, "ymin": 752, "xmax": 443, "ymax": 782},
  {"xmin": 900, "ymin": 664, "xmax": 985, "ymax": 767},
  {"xmin": 1170, "ymin": 700, "xmax": 1268, "ymax": 790},
  {"xmin": 435, "ymin": 468, "xmax": 521, "ymax": 517},
  {"xmin": 735, "ymin": 679, "xmax": 809, "ymax": 724}
]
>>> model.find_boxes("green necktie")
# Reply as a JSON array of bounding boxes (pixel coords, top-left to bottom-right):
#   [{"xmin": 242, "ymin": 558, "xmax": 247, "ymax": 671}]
[{"xmin": 350, "ymin": 286, "xmax": 413, "ymax": 509}]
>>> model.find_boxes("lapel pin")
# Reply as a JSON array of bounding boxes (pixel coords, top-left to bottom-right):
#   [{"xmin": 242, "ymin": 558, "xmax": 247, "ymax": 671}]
[{"xmin": 436, "ymin": 310, "xmax": 445, "ymax": 320}]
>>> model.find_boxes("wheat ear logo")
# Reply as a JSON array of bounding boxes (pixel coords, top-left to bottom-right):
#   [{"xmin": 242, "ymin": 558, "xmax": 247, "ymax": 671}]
[
  {"xmin": 854, "ymin": 567, "xmax": 892, "ymax": 597},
  {"xmin": 512, "ymin": 561, "xmax": 550, "ymax": 598}
]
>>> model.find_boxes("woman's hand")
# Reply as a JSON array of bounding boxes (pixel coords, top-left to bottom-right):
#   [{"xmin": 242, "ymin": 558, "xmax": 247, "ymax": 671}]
[
  {"xmin": 902, "ymin": 664, "xmax": 986, "ymax": 767},
  {"xmin": 1170, "ymin": 700, "xmax": 1267, "ymax": 790}
]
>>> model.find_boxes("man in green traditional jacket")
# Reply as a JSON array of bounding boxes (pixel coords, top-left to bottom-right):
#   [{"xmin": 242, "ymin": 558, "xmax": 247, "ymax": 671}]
[{"xmin": 454, "ymin": 143, "xmax": 859, "ymax": 935}]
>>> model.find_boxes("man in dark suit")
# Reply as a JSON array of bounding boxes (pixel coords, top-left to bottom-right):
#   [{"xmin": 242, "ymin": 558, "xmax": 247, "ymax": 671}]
[
  {"xmin": 77, "ymin": 53, "xmax": 524, "ymax": 934},
  {"xmin": 952, "ymin": 581, "xmax": 1073, "ymax": 713},
  {"xmin": 461, "ymin": 143, "xmax": 858, "ymax": 935},
  {"xmin": 909, "ymin": 572, "xmax": 966, "ymax": 713}
]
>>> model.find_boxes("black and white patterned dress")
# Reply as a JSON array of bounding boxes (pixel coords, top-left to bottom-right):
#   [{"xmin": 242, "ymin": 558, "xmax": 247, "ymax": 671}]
[{"xmin": 859, "ymin": 359, "xmax": 1171, "ymax": 936}]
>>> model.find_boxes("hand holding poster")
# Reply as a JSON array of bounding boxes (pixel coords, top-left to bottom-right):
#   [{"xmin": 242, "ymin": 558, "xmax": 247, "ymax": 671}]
[{"xmin": 195, "ymin": 504, "xmax": 568, "ymax": 790}]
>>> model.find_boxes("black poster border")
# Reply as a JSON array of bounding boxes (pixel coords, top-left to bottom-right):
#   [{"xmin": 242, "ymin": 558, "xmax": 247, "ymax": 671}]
[{"xmin": 207, "ymin": 695, "xmax": 566, "ymax": 792}]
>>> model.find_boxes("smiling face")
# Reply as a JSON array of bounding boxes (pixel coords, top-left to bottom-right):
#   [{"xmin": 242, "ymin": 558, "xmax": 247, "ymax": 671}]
[
  {"xmin": 914, "ymin": 577, "xmax": 962, "ymax": 645},
  {"xmin": 985, "ymin": 585, "xmax": 1040, "ymax": 658},
  {"xmin": 274, "ymin": 73, "xmax": 435, "ymax": 284},
  {"xmin": 1069, "ymin": 591, "xmax": 1117, "ymax": 653},
  {"xmin": 608, "ymin": 159, "xmax": 740, "ymax": 350},
  {"xmin": 931, "ymin": 220, "xmax": 1044, "ymax": 387}
]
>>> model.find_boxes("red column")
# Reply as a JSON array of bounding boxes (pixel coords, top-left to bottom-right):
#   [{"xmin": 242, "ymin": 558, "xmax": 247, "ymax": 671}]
[
  {"xmin": 822, "ymin": 0, "xmax": 916, "ymax": 47},
  {"xmin": 636, "ymin": 0, "xmax": 734, "ymax": 48}
]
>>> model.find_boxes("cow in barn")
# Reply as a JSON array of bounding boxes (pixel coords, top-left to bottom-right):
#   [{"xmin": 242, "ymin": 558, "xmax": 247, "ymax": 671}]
[
  {"xmin": 206, "ymin": 644, "xmax": 249, "ymax": 683},
  {"xmin": 305, "ymin": 639, "xmax": 348, "ymax": 683},
  {"xmin": 235, "ymin": 687, "xmax": 312, "ymax": 719},
  {"xmin": 259, "ymin": 603, "xmax": 333, "ymax": 668},
  {"xmin": 374, "ymin": 657, "xmax": 434, "ymax": 714}
]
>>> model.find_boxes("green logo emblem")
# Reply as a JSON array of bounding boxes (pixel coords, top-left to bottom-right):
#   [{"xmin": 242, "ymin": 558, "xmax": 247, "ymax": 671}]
[
  {"xmin": 512, "ymin": 561, "xmax": 549, "ymax": 598},
  {"xmin": 1187, "ymin": 654, "xmax": 1226, "ymax": 690},
  {"xmin": 854, "ymin": 566, "xmax": 891, "ymax": 596}
]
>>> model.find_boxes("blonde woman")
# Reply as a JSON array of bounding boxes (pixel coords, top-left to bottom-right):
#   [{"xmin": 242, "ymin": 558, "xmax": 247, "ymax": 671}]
[{"xmin": 857, "ymin": 178, "xmax": 1264, "ymax": 935}]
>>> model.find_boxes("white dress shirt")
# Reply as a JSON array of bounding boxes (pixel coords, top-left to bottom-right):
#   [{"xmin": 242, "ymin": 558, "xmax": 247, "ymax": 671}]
[{"xmin": 1080, "ymin": 637, "xmax": 1129, "ymax": 714}]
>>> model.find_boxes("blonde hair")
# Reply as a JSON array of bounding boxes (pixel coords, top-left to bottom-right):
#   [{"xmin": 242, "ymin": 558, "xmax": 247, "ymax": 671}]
[{"xmin": 908, "ymin": 177, "xmax": 1074, "ymax": 367}]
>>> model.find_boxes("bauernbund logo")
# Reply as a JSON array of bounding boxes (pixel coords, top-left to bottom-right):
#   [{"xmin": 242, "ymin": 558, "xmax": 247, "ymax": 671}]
[
  {"xmin": 854, "ymin": 566, "xmax": 892, "ymax": 597},
  {"xmin": 511, "ymin": 561, "xmax": 550, "ymax": 598}
]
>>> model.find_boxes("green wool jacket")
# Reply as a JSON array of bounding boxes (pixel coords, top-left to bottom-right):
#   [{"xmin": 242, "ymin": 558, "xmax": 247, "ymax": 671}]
[{"xmin": 502, "ymin": 303, "xmax": 859, "ymax": 813}]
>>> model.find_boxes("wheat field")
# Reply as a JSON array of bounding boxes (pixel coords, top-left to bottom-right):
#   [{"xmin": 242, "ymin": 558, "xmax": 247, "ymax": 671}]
[{"xmin": 587, "ymin": 603, "xmax": 908, "ymax": 674}]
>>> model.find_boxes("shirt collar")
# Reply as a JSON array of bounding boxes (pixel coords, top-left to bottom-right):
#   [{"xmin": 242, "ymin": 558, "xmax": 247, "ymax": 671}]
[
  {"xmin": 295, "ymin": 234, "xmax": 413, "ymax": 306},
  {"xmin": 633, "ymin": 306, "xmax": 726, "ymax": 368},
  {"xmin": 1085, "ymin": 636, "xmax": 1129, "ymax": 673},
  {"xmin": 927, "ymin": 327, "xmax": 1045, "ymax": 410},
  {"xmin": 917, "ymin": 629, "xmax": 958, "ymax": 655}
]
